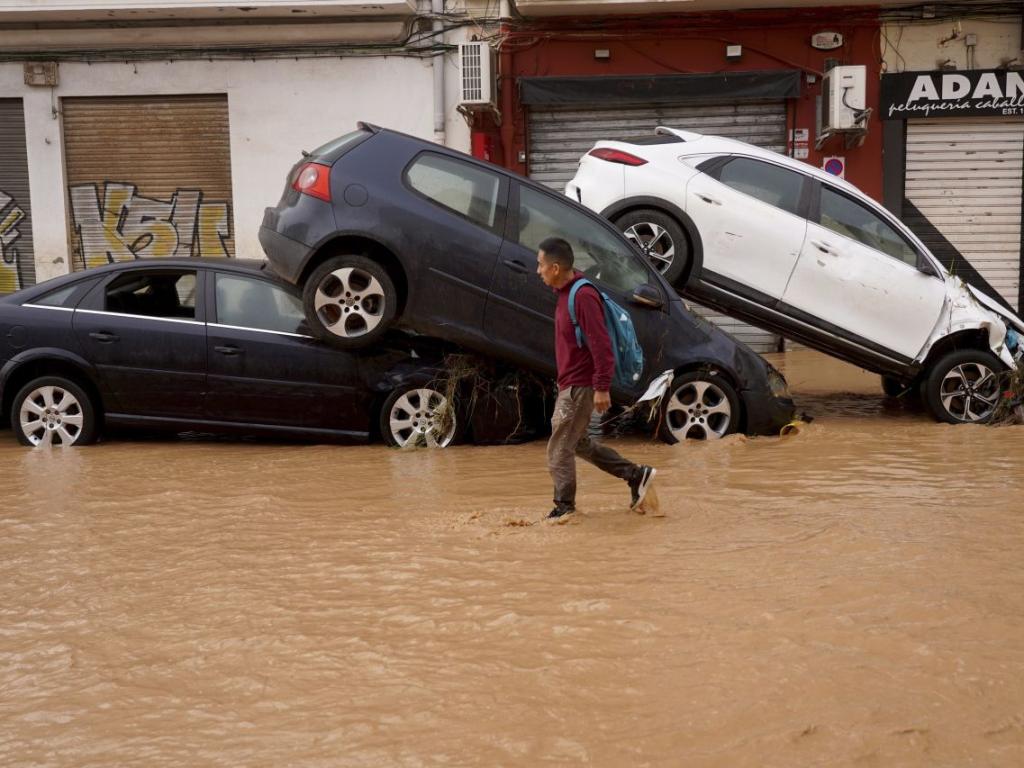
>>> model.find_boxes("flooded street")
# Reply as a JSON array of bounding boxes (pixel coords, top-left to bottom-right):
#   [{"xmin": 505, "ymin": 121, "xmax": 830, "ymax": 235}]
[{"xmin": 2, "ymin": 349, "xmax": 1023, "ymax": 767}]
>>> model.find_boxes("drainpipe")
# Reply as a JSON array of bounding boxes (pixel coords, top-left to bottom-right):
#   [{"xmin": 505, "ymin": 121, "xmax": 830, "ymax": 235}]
[{"xmin": 432, "ymin": 0, "xmax": 446, "ymax": 146}]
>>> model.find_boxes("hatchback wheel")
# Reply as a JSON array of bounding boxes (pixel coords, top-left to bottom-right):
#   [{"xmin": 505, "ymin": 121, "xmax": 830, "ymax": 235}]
[
  {"xmin": 303, "ymin": 254, "xmax": 397, "ymax": 349},
  {"xmin": 616, "ymin": 209, "xmax": 690, "ymax": 286},
  {"xmin": 12, "ymin": 376, "xmax": 99, "ymax": 447},
  {"xmin": 923, "ymin": 349, "xmax": 1004, "ymax": 424},
  {"xmin": 380, "ymin": 384, "xmax": 459, "ymax": 448},
  {"xmin": 659, "ymin": 371, "xmax": 740, "ymax": 443}
]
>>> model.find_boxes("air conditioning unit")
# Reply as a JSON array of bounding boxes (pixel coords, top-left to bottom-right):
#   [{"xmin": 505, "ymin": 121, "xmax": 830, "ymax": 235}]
[
  {"xmin": 458, "ymin": 41, "xmax": 497, "ymax": 109},
  {"xmin": 821, "ymin": 65, "xmax": 866, "ymax": 131}
]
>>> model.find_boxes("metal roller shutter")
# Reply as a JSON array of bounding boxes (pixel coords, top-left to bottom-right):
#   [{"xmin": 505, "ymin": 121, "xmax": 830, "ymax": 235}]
[
  {"xmin": 904, "ymin": 117, "xmax": 1023, "ymax": 311},
  {"xmin": 63, "ymin": 94, "xmax": 234, "ymax": 271},
  {"xmin": 528, "ymin": 101, "xmax": 786, "ymax": 352},
  {"xmin": 0, "ymin": 99, "xmax": 35, "ymax": 293}
]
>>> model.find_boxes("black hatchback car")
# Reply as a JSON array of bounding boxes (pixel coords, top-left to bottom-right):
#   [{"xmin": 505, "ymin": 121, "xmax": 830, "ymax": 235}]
[
  {"xmin": 0, "ymin": 258, "xmax": 545, "ymax": 448},
  {"xmin": 259, "ymin": 123, "xmax": 795, "ymax": 441}
]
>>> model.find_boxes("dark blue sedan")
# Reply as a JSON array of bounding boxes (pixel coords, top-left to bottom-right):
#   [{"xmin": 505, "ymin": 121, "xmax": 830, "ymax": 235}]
[{"xmin": 0, "ymin": 258, "xmax": 542, "ymax": 448}]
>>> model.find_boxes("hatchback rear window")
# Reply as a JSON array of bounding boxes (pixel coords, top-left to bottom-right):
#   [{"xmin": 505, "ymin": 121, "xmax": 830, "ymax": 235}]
[{"xmin": 310, "ymin": 129, "xmax": 369, "ymax": 160}]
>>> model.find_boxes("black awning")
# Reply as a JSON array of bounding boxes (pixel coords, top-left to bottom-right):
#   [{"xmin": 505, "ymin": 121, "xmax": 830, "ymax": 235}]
[{"xmin": 519, "ymin": 70, "xmax": 801, "ymax": 106}]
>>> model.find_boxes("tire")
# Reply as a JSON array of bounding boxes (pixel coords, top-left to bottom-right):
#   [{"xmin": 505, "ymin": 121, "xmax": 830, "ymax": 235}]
[
  {"xmin": 923, "ymin": 348, "xmax": 1004, "ymax": 425},
  {"xmin": 658, "ymin": 371, "xmax": 741, "ymax": 444},
  {"xmin": 379, "ymin": 381, "xmax": 460, "ymax": 448},
  {"xmin": 11, "ymin": 376, "xmax": 99, "ymax": 447},
  {"xmin": 615, "ymin": 208, "xmax": 690, "ymax": 286},
  {"xmin": 303, "ymin": 254, "xmax": 397, "ymax": 349}
]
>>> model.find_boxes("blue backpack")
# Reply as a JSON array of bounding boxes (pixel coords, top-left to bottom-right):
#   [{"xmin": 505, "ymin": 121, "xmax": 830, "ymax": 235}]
[{"xmin": 567, "ymin": 278, "xmax": 645, "ymax": 390}]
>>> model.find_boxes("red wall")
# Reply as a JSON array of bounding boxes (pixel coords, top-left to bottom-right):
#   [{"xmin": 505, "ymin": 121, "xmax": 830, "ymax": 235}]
[{"xmin": 485, "ymin": 8, "xmax": 883, "ymax": 201}]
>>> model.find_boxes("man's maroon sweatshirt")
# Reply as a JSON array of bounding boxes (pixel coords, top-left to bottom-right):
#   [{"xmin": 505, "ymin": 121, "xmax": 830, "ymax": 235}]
[{"xmin": 554, "ymin": 272, "xmax": 614, "ymax": 392}]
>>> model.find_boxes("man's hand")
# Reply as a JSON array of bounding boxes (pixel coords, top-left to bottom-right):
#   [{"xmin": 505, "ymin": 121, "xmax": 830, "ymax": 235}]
[{"xmin": 593, "ymin": 390, "xmax": 611, "ymax": 414}]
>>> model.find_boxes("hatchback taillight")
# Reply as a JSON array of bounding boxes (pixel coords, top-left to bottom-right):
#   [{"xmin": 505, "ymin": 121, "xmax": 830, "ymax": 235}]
[
  {"xmin": 292, "ymin": 162, "xmax": 332, "ymax": 201},
  {"xmin": 588, "ymin": 148, "xmax": 648, "ymax": 166}
]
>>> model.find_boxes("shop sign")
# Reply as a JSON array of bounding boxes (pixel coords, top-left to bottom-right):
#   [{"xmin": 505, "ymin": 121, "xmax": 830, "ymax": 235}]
[{"xmin": 881, "ymin": 69, "xmax": 1024, "ymax": 119}]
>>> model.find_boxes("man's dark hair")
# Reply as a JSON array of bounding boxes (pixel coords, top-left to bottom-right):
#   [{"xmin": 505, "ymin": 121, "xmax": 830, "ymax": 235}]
[{"xmin": 538, "ymin": 237, "xmax": 574, "ymax": 270}]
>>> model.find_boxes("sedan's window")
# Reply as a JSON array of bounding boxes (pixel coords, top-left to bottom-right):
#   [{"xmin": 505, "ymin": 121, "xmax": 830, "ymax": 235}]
[
  {"xmin": 715, "ymin": 157, "xmax": 804, "ymax": 216},
  {"xmin": 105, "ymin": 271, "xmax": 197, "ymax": 319},
  {"xmin": 820, "ymin": 187, "xmax": 919, "ymax": 266},
  {"xmin": 215, "ymin": 274, "xmax": 306, "ymax": 335},
  {"xmin": 406, "ymin": 153, "xmax": 501, "ymax": 230},
  {"xmin": 518, "ymin": 186, "xmax": 651, "ymax": 295},
  {"xmin": 32, "ymin": 284, "xmax": 80, "ymax": 308}
]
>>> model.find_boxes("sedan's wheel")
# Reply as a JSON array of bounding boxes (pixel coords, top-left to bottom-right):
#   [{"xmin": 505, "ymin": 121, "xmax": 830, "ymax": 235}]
[
  {"xmin": 380, "ymin": 385, "xmax": 458, "ymax": 448},
  {"xmin": 303, "ymin": 254, "xmax": 397, "ymax": 349},
  {"xmin": 12, "ymin": 376, "xmax": 99, "ymax": 447},
  {"xmin": 923, "ymin": 348, "xmax": 1004, "ymax": 424},
  {"xmin": 616, "ymin": 209, "xmax": 690, "ymax": 286},
  {"xmin": 659, "ymin": 371, "xmax": 741, "ymax": 444}
]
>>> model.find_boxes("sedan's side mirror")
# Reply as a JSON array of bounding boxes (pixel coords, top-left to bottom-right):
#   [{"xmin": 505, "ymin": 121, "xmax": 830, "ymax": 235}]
[{"xmin": 631, "ymin": 283, "xmax": 663, "ymax": 309}]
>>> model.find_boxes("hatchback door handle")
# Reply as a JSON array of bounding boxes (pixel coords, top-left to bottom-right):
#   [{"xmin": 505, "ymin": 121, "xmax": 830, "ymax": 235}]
[
  {"xmin": 695, "ymin": 193, "xmax": 721, "ymax": 206},
  {"xmin": 503, "ymin": 259, "xmax": 529, "ymax": 274},
  {"xmin": 88, "ymin": 331, "xmax": 119, "ymax": 343},
  {"xmin": 810, "ymin": 240, "xmax": 835, "ymax": 254},
  {"xmin": 214, "ymin": 345, "xmax": 242, "ymax": 356}
]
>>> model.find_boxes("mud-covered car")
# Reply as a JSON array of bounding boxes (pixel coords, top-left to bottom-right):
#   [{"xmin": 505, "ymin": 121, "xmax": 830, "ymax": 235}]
[
  {"xmin": 258, "ymin": 123, "xmax": 796, "ymax": 441},
  {"xmin": 568, "ymin": 127, "xmax": 1024, "ymax": 425},
  {"xmin": 0, "ymin": 258, "xmax": 546, "ymax": 448}
]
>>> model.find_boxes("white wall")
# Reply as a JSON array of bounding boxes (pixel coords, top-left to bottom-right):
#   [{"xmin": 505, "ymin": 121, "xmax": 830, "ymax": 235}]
[
  {"xmin": 0, "ymin": 54, "xmax": 454, "ymax": 283},
  {"xmin": 882, "ymin": 18, "xmax": 1023, "ymax": 73}
]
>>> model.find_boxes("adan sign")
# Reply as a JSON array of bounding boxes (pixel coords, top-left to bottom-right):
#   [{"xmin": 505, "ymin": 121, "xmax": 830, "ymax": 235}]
[{"xmin": 880, "ymin": 69, "xmax": 1024, "ymax": 120}]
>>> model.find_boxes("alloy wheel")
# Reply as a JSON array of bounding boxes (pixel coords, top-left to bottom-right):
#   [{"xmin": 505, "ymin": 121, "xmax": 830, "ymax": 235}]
[
  {"xmin": 388, "ymin": 388, "xmax": 456, "ymax": 448},
  {"xmin": 623, "ymin": 221, "xmax": 675, "ymax": 274},
  {"xmin": 313, "ymin": 266, "xmax": 387, "ymax": 339},
  {"xmin": 19, "ymin": 385, "xmax": 86, "ymax": 447},
  {"xmin": 939, "ymin": 362, "xmax": 999, "ymax": 422},
  {"xmin": 665, "ymin": 380, "xmax": 733, "ymax": 440}
]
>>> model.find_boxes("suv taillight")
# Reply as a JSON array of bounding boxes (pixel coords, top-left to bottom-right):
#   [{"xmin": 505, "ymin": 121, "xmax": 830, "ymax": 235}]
[
  {"xmin": 292, "ymin": 162, "xmax": 332, "ymax": 201},
  {"xmin": 588, "ymin": 148, "xmax": 648, "ymax": 166}
]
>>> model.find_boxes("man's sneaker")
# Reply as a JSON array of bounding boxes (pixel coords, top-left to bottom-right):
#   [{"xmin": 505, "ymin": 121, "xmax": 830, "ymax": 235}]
[
  {"xmin": 547, "ymin": 504, "xmax": 575, "ymax": 519},
  {"xmin": 629, "ymin": 465, "xmax": 657, "ymax": 510}
]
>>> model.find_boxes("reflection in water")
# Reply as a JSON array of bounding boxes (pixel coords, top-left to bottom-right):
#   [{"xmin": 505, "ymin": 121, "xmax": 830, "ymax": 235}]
[{"xmin": 1, "ymin": 350, "xmax": 1023, "ymax": 766}]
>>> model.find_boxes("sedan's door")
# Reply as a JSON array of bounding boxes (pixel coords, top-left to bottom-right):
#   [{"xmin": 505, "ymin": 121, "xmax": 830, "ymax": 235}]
[
  {"xmin": 73, "ymin": 268, "xmax": 206, "ymax": 417},
  {"xmin": 484, "ymin": 181, "xmax": 671, "ymax": 392},
  {"xmin": 781, "ymin": 183, "xmax": 947, "ymax": 361},
  {"xmin": 687, "ymin": 156, "xmax": 809, "ymax": 300},
  {"xmin": 207, "ymin": 272, "xmax": 340, "ymax": 429}
]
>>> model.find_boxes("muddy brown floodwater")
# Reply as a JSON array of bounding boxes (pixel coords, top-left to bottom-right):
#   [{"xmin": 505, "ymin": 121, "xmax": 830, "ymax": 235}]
[{"xmin": 1, "ymin": 349, "xmax": 1024, "ymax": 767}]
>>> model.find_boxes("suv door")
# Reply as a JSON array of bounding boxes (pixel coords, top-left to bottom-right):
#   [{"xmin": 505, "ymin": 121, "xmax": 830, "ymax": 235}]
[
  {"xmin": 484, "ymin": 181, "xmax": 669, "ymax": 390},
  {"xmin": 73, "ymin": 268, "xmax": 206, "ymax": 417},
  {"xmin": 782, "ymin": 183, "xmax": 947, "ymax": 361},
  {"xmin": 688, "ymin": 156, "xmax": 809, "ymax": 299},
  {"xmin": 401, "ymin": 152, "xmax": 508, "ymax": 343}
]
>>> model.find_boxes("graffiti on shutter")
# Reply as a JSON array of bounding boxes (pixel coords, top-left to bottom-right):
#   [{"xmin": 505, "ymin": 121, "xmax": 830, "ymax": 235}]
[
  {"xmin": 0, "ymin": 190, "xmax": 28, "ymax": 293},
  {"xmin": 69, "ymin": 181, "xmax": 231, "ymax": 267}
]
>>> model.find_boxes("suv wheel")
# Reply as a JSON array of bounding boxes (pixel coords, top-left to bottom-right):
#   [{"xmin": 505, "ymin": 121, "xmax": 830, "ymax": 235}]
[
  {"xmin": 616, "ymin": 209, "xmax": 690, "ymax": 286},
  {"xmin": 659, "ymin": 371, "xmax": 740, "ymax": 443},
  {"xmin": 923, "ymin": 348, "xmax": 1004, "ymax": 424},
  {"xmin": 303, "ymin": 254, "xmax": 397, "ymax": 349},
  {"xmin": 12, "ymin": 376, "xmax": 99, "ymax": 447},
  {"xmin": 380, "ymin": 383, "xmax": 459, "ymax": 448}
]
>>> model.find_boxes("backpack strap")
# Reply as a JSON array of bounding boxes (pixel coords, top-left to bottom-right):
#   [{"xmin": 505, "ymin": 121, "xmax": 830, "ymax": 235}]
[{"xmin": 567, "ymin": 278, "xmax": 596, "ymax": 349}]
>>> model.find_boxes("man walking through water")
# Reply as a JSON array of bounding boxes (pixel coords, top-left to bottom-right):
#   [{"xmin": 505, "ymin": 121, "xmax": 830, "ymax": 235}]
[{"xmin": 536, "ymin": 236, "xmax": 656, "ymax": 519}]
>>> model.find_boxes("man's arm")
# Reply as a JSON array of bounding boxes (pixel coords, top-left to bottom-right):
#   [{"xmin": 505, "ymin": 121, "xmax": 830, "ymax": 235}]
[{"xmin": 575, "ymin": 286, "xmax": 614, "ymax": 405}]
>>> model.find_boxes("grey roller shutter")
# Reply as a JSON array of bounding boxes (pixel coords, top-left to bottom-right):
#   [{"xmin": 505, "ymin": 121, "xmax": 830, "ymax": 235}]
[
  {"xmin": 0, "ymin": 99, "xmax": 35, "ymax": 293},
  {"xmin": 904, "ymin": 117, "xmax": 1023, "ymax": 311},
  {"xmin": 528, "ymin": 101, "xmax": 787, "ymax": 352},
  {"xmin": 62, "ymin": 94, "xmax": 234, "ymax": 271}
]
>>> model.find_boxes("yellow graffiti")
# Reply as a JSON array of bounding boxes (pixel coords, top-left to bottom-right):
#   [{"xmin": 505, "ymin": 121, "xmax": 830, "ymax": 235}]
[
  {"xmin": 0, "ymin": 191, "xmax": 27, "ymax": 294},
  {"xmin": 69, "ymin": 182, "xmax": 232, "ymax": 268}
]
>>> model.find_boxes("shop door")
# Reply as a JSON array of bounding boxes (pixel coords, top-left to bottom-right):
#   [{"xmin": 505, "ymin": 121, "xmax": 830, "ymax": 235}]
[
  {"xmin": 62, "ymin": 94, "xmax": 235, "ymax": 270},
  {"xmin": 0, "ymin": 99, "xmax": 35, "ymax": 292}
]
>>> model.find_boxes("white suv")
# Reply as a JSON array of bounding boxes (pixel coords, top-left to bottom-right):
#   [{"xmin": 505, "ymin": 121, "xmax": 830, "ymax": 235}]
[{"xmin": 567, "ymin": 127, "xmax": 1024, "ymax": 424}]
